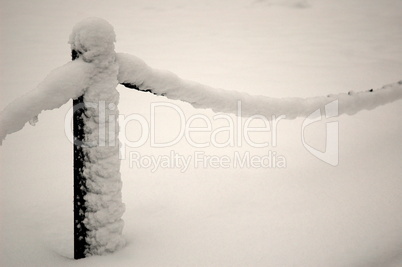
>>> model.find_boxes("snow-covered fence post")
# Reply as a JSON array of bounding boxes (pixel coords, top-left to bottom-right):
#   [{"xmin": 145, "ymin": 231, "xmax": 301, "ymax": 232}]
[{"xmin": 69, "ymin": 18, "xmax": 126, "ymax": 259}]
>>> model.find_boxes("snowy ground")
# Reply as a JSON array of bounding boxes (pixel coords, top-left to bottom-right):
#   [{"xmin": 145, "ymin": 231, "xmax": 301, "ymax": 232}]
[{"xmin": 1, "ymin": 0, "xmax": 402, "ymax": 266}]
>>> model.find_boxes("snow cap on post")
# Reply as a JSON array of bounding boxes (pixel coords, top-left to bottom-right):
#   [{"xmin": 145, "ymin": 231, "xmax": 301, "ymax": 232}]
[{"xmin": 69, "ymin": 18, "xmax": 116, "ymax": 63}]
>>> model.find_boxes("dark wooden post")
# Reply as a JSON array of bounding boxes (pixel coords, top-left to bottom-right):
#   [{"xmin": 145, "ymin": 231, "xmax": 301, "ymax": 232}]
[{"xmin": 72, "ymin": 50, "xmax": 89, "ymax": 259}]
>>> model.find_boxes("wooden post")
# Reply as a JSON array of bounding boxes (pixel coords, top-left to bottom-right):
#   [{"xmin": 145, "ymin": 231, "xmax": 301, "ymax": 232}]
[{"xmin": 72, "ymin": 50, "xmax": 89, "ymax": 259}]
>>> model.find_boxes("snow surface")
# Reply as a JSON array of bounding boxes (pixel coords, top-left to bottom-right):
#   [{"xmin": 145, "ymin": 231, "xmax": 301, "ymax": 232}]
[{"xmin": 1, "ymin": 0, "xmax": 402, "ymax": 266}]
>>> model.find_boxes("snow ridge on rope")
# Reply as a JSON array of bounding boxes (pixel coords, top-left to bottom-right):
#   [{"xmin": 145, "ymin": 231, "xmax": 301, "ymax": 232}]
[{"xmin": 117, "ymin": 53, "xmax": 402, "ymax": 120}]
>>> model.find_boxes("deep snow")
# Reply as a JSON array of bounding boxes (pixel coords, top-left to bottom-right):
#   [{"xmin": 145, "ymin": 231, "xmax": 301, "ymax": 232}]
[{"xmin": 1, "ymin": 0, "xmax": 402, "ymax": 266}]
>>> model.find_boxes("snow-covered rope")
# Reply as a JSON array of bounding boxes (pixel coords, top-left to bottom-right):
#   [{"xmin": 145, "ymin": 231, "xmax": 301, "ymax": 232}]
[{"xmin": 117, "ymin": 53, "xmax": 402, "ymax": 120}]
